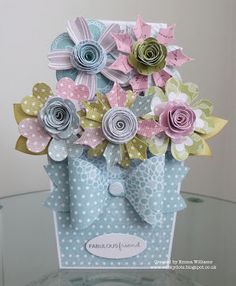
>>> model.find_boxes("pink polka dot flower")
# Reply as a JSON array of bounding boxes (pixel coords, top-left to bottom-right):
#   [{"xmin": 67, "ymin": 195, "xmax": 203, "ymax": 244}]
[{"xmin": 13, "ymin": 78, "xmax": 89, "ymax": 161}]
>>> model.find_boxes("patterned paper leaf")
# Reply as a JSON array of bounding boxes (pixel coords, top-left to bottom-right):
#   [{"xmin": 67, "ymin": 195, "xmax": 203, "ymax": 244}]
[
  {"xmin": 189, "ymin": 137, "xmax": 212, "ymax": 157},
  {"xmin": 13, "ymin": 104, "xmax": 34, "ymax": 124},
  {"xmin": 137, "ymin": 120, "xmax": 162, "ymax": 138},
  {"xmin": 112, "ymin": 33, "xmax": 132, "ymax": 53},
  {"xmin": 96, "ymin": 92, "xmax": 111, "ymax": 111},
  {"xmin": 148, "ymin": 136, "xmax": 169, "ymax": 156},
  {"xmin": 150, "ymin": 86, "xmax": 168, "ymax": 114},
  {"xmin": 119, "ymin": 144, "xmax": 131, "ymax": 168},
  {"xmin": 130, "ymin": 93, "xmax": 154, "ymax": 117},
  {"xmin": 166, "ymin": 49, "xmax": 192, "ymax": 67},
  {"xmin": 103, "ymin": 143, "xmax": 121, "ymax": 167},
  {"xmin": 108, "ymin": 55, "xmax": 132, "ymax": 74},
  {"xmin": 186, "ymin": 133, "xmax": 205, "ymax": 155},
  {"xmin": 15, "ymin": 136, "xmax": 48, "ymax": 155},
  {"xmin": 192, "ymin": 99, "xmax": 213, "ymax": 116},
  {"xmin": 75, "ymin": 128, "xmax": 105, "ymax": 148},
  {"xmin": 170, "ymin": 135, "xmax": 203, "ymax": 161},
  {"xmin": 157, "ymin": 24, "xmax": 176, "ymax": 45},
  {"xmin": 193, "ymin": 110, "xmax": 215, "ymax": 134},
  {"xmin": 133, "ymin": 15, "xmax": 151, "ymax": 40},
  {"xmin": 83, "ymin": 100, "xmax": 106, "ymax": 122},
  {"xmin": 129, "ymin": 74, "xmax": 148, "ymax": 93},
  {"xmin": 171, "ymin": 141, "xmax": 189, "ymax": 161},
  {"xmin": 48, "ymin": 139, "xmax": 68, "ymax": 161},
  {"xmin": 87, "ymin": 141, "xmax": 108, "ymax": 158},
  {"xmin": 18, "ymin": 118, "xmax": 51, "ymax": 153},
  {"xmin": 126, "ymin": 136, "xmax": 147, "ymax": 160},
  {"xmin": 152, "ymin": 70, "xmax": 172, "ymax": 88},
  {"xmin": 125, "ymin": 90, "xmax": 137, "ymax": 107},
  {"xmin": 165, "ymin": 77, "xmax": 199, "ymax": 104},
  {"xmin": 48, "ymin": 137, "xmax": 83, "ymax": 161},
  {"xmin": 56, "ymin": 77, "xmax": 90, "ymax": 102},
  {"xmin": 106, "ymin": 82, "xmax": 127, "ymax": 108},
  {"xmin": 21, "ymin": 83, "xmax": 53, "ymax": 116},
  {"xmin": 80, "ymin": 117, "xmax": 101, "ymax": 129},
  {"xmin": 201, "ymin": 116, "xmax": 228, "ymax": 140}
]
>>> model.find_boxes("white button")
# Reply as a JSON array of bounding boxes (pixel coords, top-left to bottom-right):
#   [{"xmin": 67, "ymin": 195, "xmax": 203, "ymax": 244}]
[{"xmin": 109, "ymin": 182, "xmax": 125, "ymax": 197}]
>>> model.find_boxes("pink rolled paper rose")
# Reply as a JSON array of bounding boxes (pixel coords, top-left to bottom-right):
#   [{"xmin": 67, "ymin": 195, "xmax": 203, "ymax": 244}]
[{"xmin": 157, "ymin": 102, "xmax": 196, "ymax": 140}]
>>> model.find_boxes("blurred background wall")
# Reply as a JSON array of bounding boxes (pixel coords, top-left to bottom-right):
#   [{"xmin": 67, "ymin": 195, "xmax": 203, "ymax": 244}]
[{"xmin": 0, "ymin": 0, "xmax": 235, "ymax": 200}]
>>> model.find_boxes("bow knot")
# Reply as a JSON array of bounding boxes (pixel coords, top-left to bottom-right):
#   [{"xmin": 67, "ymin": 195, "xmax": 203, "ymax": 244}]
[{"xmin": 45, "ymin": 153, "xmax": 187, "ymax": 230}]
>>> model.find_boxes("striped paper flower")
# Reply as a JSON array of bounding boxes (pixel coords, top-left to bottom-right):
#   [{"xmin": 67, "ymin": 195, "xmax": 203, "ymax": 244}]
[{"xmin": 48, "ymin": 17, "xmax": 130, "ymax": 100}]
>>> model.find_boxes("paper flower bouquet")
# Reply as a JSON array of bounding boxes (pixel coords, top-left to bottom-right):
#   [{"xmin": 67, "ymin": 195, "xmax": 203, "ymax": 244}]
[{"xmin": 13, "ymin": 16, "xmax": 227, "ymax": 269}]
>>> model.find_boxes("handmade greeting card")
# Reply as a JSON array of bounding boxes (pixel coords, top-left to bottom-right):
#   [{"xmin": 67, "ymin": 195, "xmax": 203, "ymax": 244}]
[{"xmin": 13, "ymin": 16, "xmax": 227, "ymax": 269}]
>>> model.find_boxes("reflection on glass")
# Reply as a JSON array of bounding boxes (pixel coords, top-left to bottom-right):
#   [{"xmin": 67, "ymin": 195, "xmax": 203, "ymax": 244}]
[{"xmin": 25, "ymin": 270, "xmax": 202, "ymax": 286}]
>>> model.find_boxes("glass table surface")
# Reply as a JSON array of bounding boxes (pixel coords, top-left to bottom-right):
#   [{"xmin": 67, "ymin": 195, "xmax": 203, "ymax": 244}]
[{"xmin": 0, "ymin": 191, "xmax": 235, "ymax": 286}]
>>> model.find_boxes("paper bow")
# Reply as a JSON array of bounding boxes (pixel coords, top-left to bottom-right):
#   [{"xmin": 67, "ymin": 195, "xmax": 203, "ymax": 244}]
[
  {"xmin": 45, "ymin": 154, "xmax": 187, "ymax": 230},
  {"xmin": 70, "ymin": 156, "xmax": 166, "ymax": 229}
]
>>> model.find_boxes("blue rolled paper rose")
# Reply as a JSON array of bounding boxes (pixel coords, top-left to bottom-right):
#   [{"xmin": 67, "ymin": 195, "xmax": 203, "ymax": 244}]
[
  {"xmin": 70, "ymin": 40, "xmax": 107, "ymax": 75},
  {"xmin": 38, "ymin": 97, "xmax": 80, "ymax": 140},
  {"xmin": 48, "ymin": 17, "xmax": 130, "ymax": 99}
]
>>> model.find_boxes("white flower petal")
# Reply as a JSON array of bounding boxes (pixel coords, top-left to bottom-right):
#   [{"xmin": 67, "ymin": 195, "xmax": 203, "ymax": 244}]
[
  {"xmin": 194, "ymin": 109, "xmax": 205, "ymax": 129},
  {"xmin": 154, "ymin": 136, "xmax": 166, "ymax": 147},
  {"xmin": 168, "ymin": 91, "xmax": 187, "ymax": 103},
  {"xmin": 194, "ymin": 109, "xmax": 203, "ymax": 117},
  {"xmin": 175, "ymin": 142, "xmax": 185, "ymax": 152},
  {"xmin": 184, "ymin": 136, "xmax": 193, "ymax": 146},
  {"xmin": 195, "ymin": 118, "xmax": 205, "ymax": 129},
  {"xmin": 151, "ymin": 96, "xmax": 162, "ymax": 113},
  {"xmin": 168, "ymin": 92, "xmax": 178, "ymax": 102},
  {"xmin": 179, "ymin": 92, "xmax": 188, "ymax": 102}
]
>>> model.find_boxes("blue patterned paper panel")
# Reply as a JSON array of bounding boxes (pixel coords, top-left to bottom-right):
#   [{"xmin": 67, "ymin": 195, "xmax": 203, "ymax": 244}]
[{"xmin": 45, "ymin": 153, "xmax": 188, "ymax": 268}]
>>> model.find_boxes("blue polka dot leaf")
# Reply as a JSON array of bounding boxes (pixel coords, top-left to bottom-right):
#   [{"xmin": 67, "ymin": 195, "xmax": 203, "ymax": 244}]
[{"xmin": 44, "ymin": 152, "xmax": 189, "ymax": 268}]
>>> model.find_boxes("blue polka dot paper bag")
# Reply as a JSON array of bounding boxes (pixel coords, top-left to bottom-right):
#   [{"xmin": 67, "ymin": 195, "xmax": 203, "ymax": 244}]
[
  {"xmin": 44, "ymin": 152, "xmax": 188, "ymax": 269},
  {"xmin": 13, "ymin": 16, "xmax": 227, "ymax": 269}
]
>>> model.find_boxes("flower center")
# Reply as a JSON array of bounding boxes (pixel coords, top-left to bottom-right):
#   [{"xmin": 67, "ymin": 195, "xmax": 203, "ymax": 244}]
[
  {"xmin": 71, "ymin": 40, "xmax": 107, "ymax": 74},
  {"xmin": 102, "ymin": 107, "xmax": 138, "ymax": 144}
]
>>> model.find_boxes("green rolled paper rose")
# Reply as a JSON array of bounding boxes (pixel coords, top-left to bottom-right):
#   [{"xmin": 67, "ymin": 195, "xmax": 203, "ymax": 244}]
[{"xmin": 128, "ymin": 37, "xmax": 167, "ymax": 76}]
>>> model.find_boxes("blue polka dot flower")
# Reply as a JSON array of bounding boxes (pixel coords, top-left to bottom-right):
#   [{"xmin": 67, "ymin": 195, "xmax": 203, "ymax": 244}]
[
  {"xmin": 48, "ymin": 17, "xmax": 130, "ymax": 100},
  {"xmin": 13, "ymin": 79, "xmax": 85, "ymax": 162}
]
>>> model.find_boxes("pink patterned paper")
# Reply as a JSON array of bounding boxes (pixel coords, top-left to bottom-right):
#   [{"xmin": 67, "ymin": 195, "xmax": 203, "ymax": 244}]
[
  {"xmin": 137, "ymin": 120, "xmax": 163, "ymax": 138},
  {"xmin": 133, "ymin": 15, "xmax": 151, "ymax": 40},
  {"xmin": 112, "ymin": 33, "xmax": 132, "ymax": 53},
  {"xmin": 19, "ymin": 118, "xmax": 51, "ymax": 152},
  {"xmin": 106, "ymin": 82, "xmax": 127, "ymax": 108},
  {"xmin": 108, "ymin": 55, "xmax": 132, "ymax": 74},
  {"xmin": 166, "ymin": 49, "xmax": 192, "ymax": 67},
  {"xmin": 129, "ymin": 74, "xmax": 148, "ymax": 93},
  {"xmin": 75, "ymin": 127, "xmax": 105, "ymax": 148},
  {"xmin": 157, "ymin": 24, "xmax": 176, "ymax": 45},
  {"xmin": 153, "ymin": 70, "xmax": 172, "ymax": 88},
  {"xmin": 56, "ymin": 78, "xmax": 90, "ymax": 102}
]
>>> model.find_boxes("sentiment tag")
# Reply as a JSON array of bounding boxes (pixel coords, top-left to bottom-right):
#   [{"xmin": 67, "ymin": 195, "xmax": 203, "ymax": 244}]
[{"xmin": 86, "ymin": 233, "xmax": 147, "ymax": 259}]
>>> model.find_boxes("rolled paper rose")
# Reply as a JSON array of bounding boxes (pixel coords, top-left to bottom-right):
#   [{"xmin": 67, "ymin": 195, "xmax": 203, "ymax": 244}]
[
  {"xmin": 128, "ymin": 37, "xmax": 167, "ymax": 75},
  {"xmin": 102, "ymin": 107, "xmax": 138, "ymax": 144},
  {"xmin": 158, "ymin": 103, "xmax": 196, "ymax": 140},
  {"xmin": 70, "ymin": 40, "xmax": 107, "ymax": 75},
  {"xmin": 38, "ymin": 97, "xmax": 79, "ymax": 139}
]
